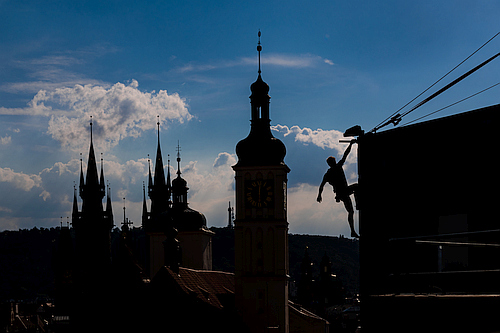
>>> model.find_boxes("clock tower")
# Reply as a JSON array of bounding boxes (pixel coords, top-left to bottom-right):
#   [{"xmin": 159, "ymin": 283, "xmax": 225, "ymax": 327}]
[{"xmin": 233, "ymin": 32, "xmax": 290, "ymax": 333}]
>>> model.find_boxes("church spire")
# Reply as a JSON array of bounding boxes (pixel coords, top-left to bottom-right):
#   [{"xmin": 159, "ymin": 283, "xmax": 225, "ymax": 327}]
[
  {"xmin": 142, "ymin": 181, "xmax": 148, "ymax": 220},
  {"xmin": 80, "ymin": 116, "xmax": 105, "ymax": 212},
  {"xmin": 106, "ymin": 184, "xmax": 113, "ymax": 217},
  {"xmin": 86, "ymin": 116, "xmax": 100, "ymax": 187},
  {"xmin": 166, "ymin": 154, "xmax": 172, "ymax": 201},
  {"xmin": 147, "ymin": 117, "xmax": 170, "ymax": 216},
  {"xmin": 72, "ymin": 184, "xmax": 79, "ymax": 219},
  {"xmin": 154, "ymin": 116, "xmax": 166, "ymax": 187},
  {"xmin": 79, "ymin": 153, "xmax": 84, "ymax": 196},
  {"xmin": 148, "ymin": 155, "xmax": 153, "ymax": 190},
  {"xmin": 100, "ymin": 153, "xmax": 105, "ymax": 190}
]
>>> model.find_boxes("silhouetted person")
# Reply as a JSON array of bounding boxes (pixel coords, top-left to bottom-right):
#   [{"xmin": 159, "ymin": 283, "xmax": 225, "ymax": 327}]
[{"xmin": 317, "ymin": 140, "xmax": 359, "ymax": 238}]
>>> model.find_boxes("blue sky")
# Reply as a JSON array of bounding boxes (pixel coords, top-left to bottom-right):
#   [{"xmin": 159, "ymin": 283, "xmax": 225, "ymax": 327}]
[{"xmin": 0, "ymin": 0, "xmax": 499, "ymax": 236}]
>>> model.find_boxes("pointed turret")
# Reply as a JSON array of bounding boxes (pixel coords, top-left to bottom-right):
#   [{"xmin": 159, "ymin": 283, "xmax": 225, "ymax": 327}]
[
  {"xmin": 85, "ymin": 119, "xmax": 100, "ymax": 187},
  {"xmin": 154, "ymin": 117, "xmax": 166, "ymax": 187},
  {"xmin": 142, "ymin": 182, "xmax": 148, "ymax": 221},
  {"xmin": 106, "ymin": 186, "xmax": 113, "ymax": 217},
  {"xmin": 79, "ymin": 154, "xmax": 84, "ymax": 196},
  {"xmin": 166, "ymin": 155, "xmax": 172, "ymax": 201},
  {"xmin": 148, "ymin": 117, "xmax": 170, "ymax": 216},
  {"xmin": 148, "ymin": 156, "xmax": 153, "ymax": 191},
  {"xmin": 72, "ymin": 185, "xmax": 79, "ymax": 220},
  {"xmin": 80, "ymin": 118, "xmax": 105, "ymax": 213},
  {"xmin": 100, "ymin": 154, "xmax": 105, "ymax": 190}
]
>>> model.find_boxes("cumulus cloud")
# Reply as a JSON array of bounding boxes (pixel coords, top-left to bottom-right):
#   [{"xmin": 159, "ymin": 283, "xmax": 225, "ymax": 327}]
[
  {"xmin": 287, "ymin": 183, "xmax": 357, "ymax": 236},
  {"xmin": 213, "ymin": 152, "xmax": 235, "ymax": 168},
  {"xmin": 13, "ymin": 80, "xmax": 193, "ymax": 152},
  {"xmin": 1, "ymin": 135, "xmax": 11, "ymax": 145},
  {"xmin": 103, "ymin": 158, "xmax": 150, "ymax": 191},
  {"xmin": 272, "ymin": 124, "xmax": 357, "ymax": 165},
  {"xmin": 0, "ymin": 167, "xmax": 42, "ymax": 191},
  {"xmin": 39, "ymin": 190, "xmax": 51, "ymax": 201},
  {"xmin": 181, "ymin": 153, "xmax": 236, "ymax": 226}
]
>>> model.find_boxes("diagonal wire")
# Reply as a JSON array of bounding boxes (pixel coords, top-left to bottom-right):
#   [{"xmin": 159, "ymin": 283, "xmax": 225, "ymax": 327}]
[
  {"xmin": 370, "ymin": 31, "xmax": 500, "ymax": 133},
  {"xmin": 401, "ymin": 81, "xmax": 500, "ymax": 127}
]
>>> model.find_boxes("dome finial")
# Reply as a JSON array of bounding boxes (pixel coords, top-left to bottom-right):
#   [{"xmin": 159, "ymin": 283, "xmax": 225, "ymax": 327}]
[
  {"xmin": 257, "ymin": 30, "xmax": 262, "ymax": 74},
  {"xmin": 157, "ymin": 115, "xmax": 160, "ymax": 143},
  {"xmin": 176, "ymin": 140, "xmax": 182, "ymax": 176},
  {"xmin": 90, "ymin": 115, "xmax": 93, "ymax": 143}
]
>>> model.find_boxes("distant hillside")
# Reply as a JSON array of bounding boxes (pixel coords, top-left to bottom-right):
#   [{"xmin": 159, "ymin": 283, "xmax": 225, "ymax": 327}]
[
  {"xmin": 0, "ymin": 226, "xmax": 359, "ymax": 301},
  {"xmin": 210, "ymin": 227, "xmax": 359, "ymax": 294},
  {"xmin": 0, "ymin": 228, "xmax": 58, "ymax": 301},
  {"xmin": 288, "ymin": 233, "xmax": 359, "ymax": 293}
]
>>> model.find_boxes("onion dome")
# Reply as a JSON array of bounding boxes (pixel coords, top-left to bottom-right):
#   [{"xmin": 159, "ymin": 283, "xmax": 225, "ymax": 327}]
[
  {"xmin": 171, "ymin": 142, "xmax": 208, "ymax": 231},
  {"xmin": 235, "ymin": 31, "xmax": 286, "ymax": 167}
]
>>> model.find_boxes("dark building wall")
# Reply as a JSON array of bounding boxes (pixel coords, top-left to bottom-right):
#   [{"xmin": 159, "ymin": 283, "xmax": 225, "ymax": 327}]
[{"xmin": 358, "ymin": 105, "xmax": 500, "ymax": 330}]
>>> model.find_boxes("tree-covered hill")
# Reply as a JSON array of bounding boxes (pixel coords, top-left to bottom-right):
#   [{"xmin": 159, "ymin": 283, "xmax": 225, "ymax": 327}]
[{"xmin": 0, "ymin": 226, "xmax": 359, "ymax": 301}]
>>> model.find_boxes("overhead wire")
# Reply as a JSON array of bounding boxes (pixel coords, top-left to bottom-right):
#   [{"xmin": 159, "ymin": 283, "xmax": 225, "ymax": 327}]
[
  {"xmin": 369, "ymin": 31, "xmax": 500, "ymax": 133},
  {"xmin": 401, "ymin": 81, "xmax": 500, "ymax": 127}
]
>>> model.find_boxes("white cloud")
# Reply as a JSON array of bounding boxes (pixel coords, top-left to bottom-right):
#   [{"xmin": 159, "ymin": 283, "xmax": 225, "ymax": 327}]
[
  {"xmin": 272, "ymin": 124, "xmax": 357, "ymax": 165},
  {"xmin": 213, "ymin": 152, "xmax": 235, "ymax": 168},
  {"xmin": 182, "ymin": 153, "xmax": 236, "ymax": 227},
  {"xmin": 0, "ymin": 135, "xmax": 11, "ymax": 145},
  {"xmin": 39, "ymin": 190, "xmax": 51, "ymax": 201},
  {"xmin": 13, "ymin": 80, "xmax": 194, "ymax": 152},
  {"xmin": 41, "ymin": 160, "xmax": 81, "ymax": 177},
  {"xmin": 0, "ymin": 167, "xmax": 42, "ymax": 191},
  {"xmin": 287, "ymin": 183, "xmax": 357, "ymax": 236},
  {"xmin": 104, "ymin": 158, "xmax": 149, "ymax": 186}
]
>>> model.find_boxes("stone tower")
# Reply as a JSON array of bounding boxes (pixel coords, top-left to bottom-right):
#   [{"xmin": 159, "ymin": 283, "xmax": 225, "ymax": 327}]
[{"xmin": 233, "ymin": 31, "xmax": 290, "ymax": 333}]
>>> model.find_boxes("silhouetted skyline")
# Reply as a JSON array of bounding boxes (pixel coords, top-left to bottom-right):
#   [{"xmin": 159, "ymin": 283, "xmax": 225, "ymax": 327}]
[{"xmin": 1, "ymin": 1, "xmax": 499, "ymax": 236}]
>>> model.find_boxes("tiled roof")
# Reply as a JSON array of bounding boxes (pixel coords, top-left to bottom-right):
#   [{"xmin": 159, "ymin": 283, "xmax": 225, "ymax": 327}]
[{"xmin": 161, "ymin": 267, "xmax": 235, "ymax": 310}]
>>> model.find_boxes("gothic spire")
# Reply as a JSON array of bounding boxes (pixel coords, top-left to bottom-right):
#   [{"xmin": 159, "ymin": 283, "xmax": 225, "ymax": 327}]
[
  {"xmin": 142, "ymin": 181, "xmax": 148, "ymax": 220},
  {"xmin": 148, "ymin": 155, "xmax": 153, "ymax": 190},
  {"xmin": 100, "ymin": 153, "xmax": 105, "ymax": 190},
  {"xmin": 166, "ymin": 154, "xmax": 172, "ymax": 200},
  {"xmin": 106, "ymin": 185, "xmax": 113, "ymax": 216},
  {"xmin": 72, "ymin": 184, "xmax": 79, "ymax": 218},
  {"xmin": 154, "ymin": 116, "xmax": 166, "ymax": 186},
  {"xmin": 79, "ymin": 153, "xmax": 84, "ymax": 196},
  {"xmin": 86, "ymin": 116, "xmax": 100, "ymax": 186}
]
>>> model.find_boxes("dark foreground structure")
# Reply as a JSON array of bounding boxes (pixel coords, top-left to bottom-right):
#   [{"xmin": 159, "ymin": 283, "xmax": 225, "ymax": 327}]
[{"xmin": 357, "ymin": 104, "xmax": 500, "ymax": 332}]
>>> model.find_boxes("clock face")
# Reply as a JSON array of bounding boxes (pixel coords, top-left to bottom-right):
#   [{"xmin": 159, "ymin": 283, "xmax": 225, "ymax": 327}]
[{"xmin": 245, "ymin": 180, "xmax": 274, "ymax": 208}]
